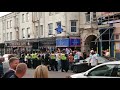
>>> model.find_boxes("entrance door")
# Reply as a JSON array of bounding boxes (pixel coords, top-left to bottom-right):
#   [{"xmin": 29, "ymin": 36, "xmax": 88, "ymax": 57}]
[{"xmin": 85, "ymin": 35, "xmax": 97, "ymax": 54}]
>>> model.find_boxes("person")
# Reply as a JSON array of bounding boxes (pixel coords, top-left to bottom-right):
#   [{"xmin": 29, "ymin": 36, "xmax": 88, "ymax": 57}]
[
  {"xmin": 88, "ymin": 51, "xmax": 98, "ymax": 68},
  {"xmin": 10, "ymin": 63, "xmax": 27, "ymax": 78},
  {"xmin": 44, "ymin": 51, "xmax": 50, "ymax": 70},
  {"xmin": 2, "ymin": 57, "xmax": 20, "ymax": 78},
  {"xmin": 34, "ymin": 65, "xmax": 48, "ymax": 78},
  {"xmin": 60, "ymin": 50, "xmax": 69, "ymax": 72},
  {"xmin": 0, "ymin": 56, "xmax": 4, "ymax": 77},
  {"xmin": 83, "ymin": 50, "xmax": 87, "ymax": 59},
  {"xmin": 50, "ymin": 51, "xmax": 58, "ymax": 71},
  {"xmin": 31, "ymin": 52, "xmax": 38, "ymax": 69},
  {"xmin": 56, "ymin": 51, "xmax": 61, "ymax": 70},
  {"xmin": 105, "ymin": 49, "xmax": 110, "ymax": 57},
  {"xmin": 3, "ymin": 54, "xmax": 16, "ymax": 74},
  {"xmin": 68, "ymin": 53, "xmax": 74, "ymax": 70}
]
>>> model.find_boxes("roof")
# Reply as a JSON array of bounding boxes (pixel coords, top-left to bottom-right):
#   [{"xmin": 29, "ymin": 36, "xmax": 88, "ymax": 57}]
[{"xmin": 100, "ymin": 61, "xmax": 120, "ymax": 65}]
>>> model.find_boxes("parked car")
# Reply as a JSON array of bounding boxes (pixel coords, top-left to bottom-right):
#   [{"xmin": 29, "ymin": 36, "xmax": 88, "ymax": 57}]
[
  {"xmin": 2, "ymin": 54, "xmax": 17, "ymax": 74},
  {"xmin": 72, "ymin": 56, "xmax": 118, "ymax": 73},
  {"xmin": 69, "ymin": 61, "xmax": 120, "ymax": 78}
]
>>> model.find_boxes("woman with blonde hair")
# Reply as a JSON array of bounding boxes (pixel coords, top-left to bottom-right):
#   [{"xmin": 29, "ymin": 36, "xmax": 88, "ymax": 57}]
[{"xmin": 34, "ymin": 65, "xmax": 48, "ymax": 78}]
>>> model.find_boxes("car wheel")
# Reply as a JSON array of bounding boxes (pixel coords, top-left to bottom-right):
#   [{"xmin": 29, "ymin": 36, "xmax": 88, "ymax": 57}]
[{"xmin": 73, "ymin": 66, "xmax": 78, "ymax": 73}]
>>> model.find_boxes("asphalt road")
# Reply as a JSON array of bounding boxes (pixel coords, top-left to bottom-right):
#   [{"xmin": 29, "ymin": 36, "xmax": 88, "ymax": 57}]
[{"xmin": 23, "ymin": 69, "xmax": 75, "ymax": 78}]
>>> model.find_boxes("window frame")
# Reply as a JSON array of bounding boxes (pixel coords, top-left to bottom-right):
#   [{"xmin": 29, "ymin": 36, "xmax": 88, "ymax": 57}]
[
  {"xmin": 22, "ymin": 14, "xmax": 25, "ymax": 23},
  {"xmin": 48, "ymin": 23, "xmax": 53, "ymax": 35},
  {"xmin": 70, "ymin": 20, "xmax": 77, "ymax": 32},
  {"xmin": 10, "ymin": 32, "xmax": 12, "ymax": 40},
  {"xmin": 85, "ymin": 12, "xmax": 90, "ymax": 22}
]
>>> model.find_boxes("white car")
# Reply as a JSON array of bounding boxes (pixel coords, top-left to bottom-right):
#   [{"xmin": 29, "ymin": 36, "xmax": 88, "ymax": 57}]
[
  {"xmin": 2, "ymin": 54, "xmax": 16, "ymax": 73},
  {"xmin": 70, "ymin": 61, "xmax": 120, "ymax": 78}
]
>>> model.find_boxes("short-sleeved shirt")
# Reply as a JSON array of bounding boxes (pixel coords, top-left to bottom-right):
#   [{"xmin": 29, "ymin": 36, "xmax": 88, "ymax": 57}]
[{"xmin": 90, "ymin": 55, "xmax": 98, "ymax": 66}]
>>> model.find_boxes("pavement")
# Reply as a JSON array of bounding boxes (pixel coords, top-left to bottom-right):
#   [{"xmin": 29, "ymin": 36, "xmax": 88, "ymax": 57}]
[{"xmin": 23, "ymin": 69, "xmax": 75, "ymax": 78}]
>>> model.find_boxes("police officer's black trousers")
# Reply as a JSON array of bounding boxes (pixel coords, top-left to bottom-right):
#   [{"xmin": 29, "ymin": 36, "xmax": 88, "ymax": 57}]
[
  {"xmin": 61, "ymin": 60, "xmax": 69, "ymax": 72},
  {"xmin": 50, "ymin": 59, "xmax": 58, "ymax": 71},
  {"xmin": 33, "ymin": 59, "xmax": 37, "ymax": 69},
  {"xmin": 27, "ymin": 59, "xmax": 31, "ymax": 68}
]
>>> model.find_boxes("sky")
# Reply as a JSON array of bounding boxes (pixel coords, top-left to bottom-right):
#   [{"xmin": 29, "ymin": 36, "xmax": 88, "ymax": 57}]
[{"xmin": 0, "ymin": 12, "xmax": 11, "ymax": 17}]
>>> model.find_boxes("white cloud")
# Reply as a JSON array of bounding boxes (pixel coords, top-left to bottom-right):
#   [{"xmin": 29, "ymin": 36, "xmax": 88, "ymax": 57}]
[{"xmin": 0, "ymin": 12, "xmax": 11, "ymax": 17}]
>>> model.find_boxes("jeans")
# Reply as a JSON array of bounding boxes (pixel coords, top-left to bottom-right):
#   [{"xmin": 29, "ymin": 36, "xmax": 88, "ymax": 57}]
[{"xmin": 57, "ymin": 60, "xmax": 61, "ymax": 70}]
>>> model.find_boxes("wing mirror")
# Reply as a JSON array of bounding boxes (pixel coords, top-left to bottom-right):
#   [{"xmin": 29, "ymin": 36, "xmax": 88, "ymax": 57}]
[{"xmin": 84, "ymin": 73, "xmax": 88, "ymax": 76}]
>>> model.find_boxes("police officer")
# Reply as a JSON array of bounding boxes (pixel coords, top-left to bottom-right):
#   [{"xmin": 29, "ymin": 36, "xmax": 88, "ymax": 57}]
[
  {"xmin": 50, "ymin": 51, "xmax": 58, "ymax": 71},
  {"xmin": 25, "ymin": 53, "xmax": 32, "ymax": 68},
  {"xmin": 31, "ymin": 52, "xmax": 38, "ymax": 69},
  {"xmin": 60, "ymin": 50, "xmax": 69, "ymax": 72}
]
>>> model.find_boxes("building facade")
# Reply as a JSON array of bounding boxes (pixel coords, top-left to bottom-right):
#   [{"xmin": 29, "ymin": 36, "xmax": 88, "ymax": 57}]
[
  {"xmin": 96, "ymin": 12, "xmax": 120, "ymax": 59},
  {"xmin": 79, "ymin": 12, "xmax": 98, "ymax": 54},
  {"xmin": 0, "ymin": 12, "xmax": 82, "ymax": 54}
]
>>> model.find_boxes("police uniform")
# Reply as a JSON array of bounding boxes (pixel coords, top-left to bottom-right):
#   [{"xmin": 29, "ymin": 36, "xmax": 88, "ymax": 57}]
[
  {"xmin": 61, "ymin": 53, "xmax": 68, "ymax": 72},
  {"xmin": 50, "ymin": 53, "xmax": 58, "ymax": 71},
  {"xmin": 31, "ymin": 53, "xmax": 38, "ymax": 69},
  {"xmin": 26, "ymin": 54, "xmax": 32, "ymax": 68}
]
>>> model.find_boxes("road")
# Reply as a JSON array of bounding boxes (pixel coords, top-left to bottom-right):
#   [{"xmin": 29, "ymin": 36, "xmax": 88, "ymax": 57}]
[{"xmin": 23, "ymin": 69, "xmax": 75, "ymax": 78}]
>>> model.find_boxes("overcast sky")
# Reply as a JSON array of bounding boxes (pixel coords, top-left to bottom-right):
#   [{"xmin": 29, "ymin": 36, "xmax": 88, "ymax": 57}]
[{"xmin": 0, "ymin": 12, "xmax": 11, "ymax": 17}]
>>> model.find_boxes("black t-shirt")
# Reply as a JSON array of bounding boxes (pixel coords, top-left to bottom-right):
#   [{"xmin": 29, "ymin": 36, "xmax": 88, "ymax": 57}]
[
  {"xmin": 2, "ymin": 70, "xmax": 15, "ymax": 78},
  {"xmin": 45, "ymin": 53, "xmax": 50, "ymax": 60}
]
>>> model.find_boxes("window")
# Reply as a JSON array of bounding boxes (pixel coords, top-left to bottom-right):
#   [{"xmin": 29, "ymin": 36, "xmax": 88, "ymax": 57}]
[
  {"xmin": 22, "ymin": 14, "xmax": 24, "ymax": 23},
  {"xmin": 85, "ymin": 12, "xmax": 90, "ymax": 22},
  {"xmin": 49, "ymin": 12, "xmax": 53, "ymax": 16},
  {"xmin": 27, "ymin": 27, "xmax": 30, "ymax": 38},
  {"xmin": 48, "ymin": 23, "xmax": 53, "ymax": 35},
  {"xmin": 16, "ymin": 18, "xmax": 19, "ymax": 26},
  {"xmin": 10, "ymin": 32, "xmax": 12, "ymax": 40},
  {"xmin": 93, "ymin": 12, "xmax": 96, "ymax": 21},
  {"xmin": 88, "ymin": 64, "xmax": 116, "ymax": 76},
  {"xmin": 10, "ymin": 20, "xmax": 12, "ymax": 28},
  {"xmin": 56, "ymin": 21, "xmax": 62, "ymax": 34},
  {"xmin": 7, "ymin": 21, "xmax": 9, "ymax": 29},
  {"xmin": 35, "ymin": 12, "xmax": 39, "ymax": 20},
  {"xmin": 35, "ymin": 26, "xmax": 39, "ymax": 37},
  {"xmin": 26, "ymin": 12, "xmax": 29, "ymax": 22},
  {"xmin": 7, "ymin": 33, "xmax": 9, "ymax": 40},
  {"xmin": 56, "ymin": 21, "xmax": 61, "ymax": 26},
  {"xmin": 116, "ymin": 35, "xmax": 119, "ymax": 39},
  {"xmin": 116, "ymin": 65, "xmax": 120, "ymax": 77},
  {"xmin": 3, "ymin": 21, "xmax": 5, "ymax": 30},
  {"xmin": 22, "ymin": 28, "xmax": 25, "ymax": 38},
  {"xmin": 93, "ymin": 12, "xmax": 96, "ymax": 18},
  {"xmin": 40, "ymin": 25, "xmax": 43, "ymax": 35},
  {"xmin": 71, "ymin": 20, "xmax": 77, "ymax": 32},
  {"xmin": 3, "ymin": 33, "xmax": 5, "ymax": 41}
]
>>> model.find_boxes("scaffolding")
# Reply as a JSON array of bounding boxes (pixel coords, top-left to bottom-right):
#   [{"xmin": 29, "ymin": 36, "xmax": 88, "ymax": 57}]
[{"xmin": 96, "ymin": 12, "xmax": 120, "ymax": 57}]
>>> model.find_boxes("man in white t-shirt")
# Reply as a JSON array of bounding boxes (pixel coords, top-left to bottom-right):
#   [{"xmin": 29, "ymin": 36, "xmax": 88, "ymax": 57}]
[{"xmin": 88, "ymin": 51, "xmax": 98, "ymax": 68}]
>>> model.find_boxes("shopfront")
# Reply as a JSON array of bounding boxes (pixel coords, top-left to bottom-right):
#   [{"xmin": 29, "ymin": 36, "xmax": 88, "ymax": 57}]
[{"xmin": 56, "ymin": 37, "xmax": 81, "ymax": 50}]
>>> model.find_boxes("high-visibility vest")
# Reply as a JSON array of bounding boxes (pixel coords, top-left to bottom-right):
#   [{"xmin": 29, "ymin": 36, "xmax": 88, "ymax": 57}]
[
  {"xmin": 26, "ymin": 55, "xmax": 31, "ymax": 59},
  {"xmin": 50, "ymin": 54, "xmax": 56, "ymax": 59},
  {"xmin": 61, "ymin": 54, "xmax": 67, "ymax": 60},
  {"xmin": 31, "ymin": 54, "xmax": 37, "ymax": 59}
]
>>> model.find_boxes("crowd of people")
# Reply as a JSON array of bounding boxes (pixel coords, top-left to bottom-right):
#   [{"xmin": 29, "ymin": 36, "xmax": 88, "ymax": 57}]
[
  {"xmin": 0, "ymin": 47, "xmax": 111, "ymax": 78},
  {"xmin": 0, "ymin": 56, "xmax": 48, "ymax": 78},
  {"xmin": 19, "ymin": 48, "xmax": 89, "ymax": 72}
]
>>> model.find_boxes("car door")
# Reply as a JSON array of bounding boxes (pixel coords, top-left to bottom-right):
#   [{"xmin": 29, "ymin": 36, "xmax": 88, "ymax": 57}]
[
  {"xmin": 86, "ymin": 64, "xmax": 118, "ymax": 78},
  {"xmin": 115, "ymin": 65, "xmax": 120, "ymax": 77}
]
